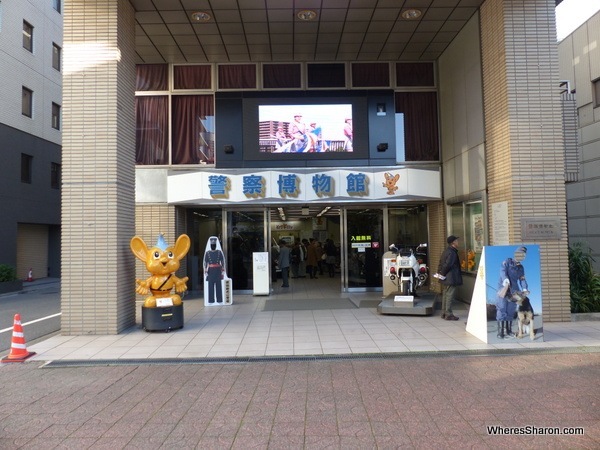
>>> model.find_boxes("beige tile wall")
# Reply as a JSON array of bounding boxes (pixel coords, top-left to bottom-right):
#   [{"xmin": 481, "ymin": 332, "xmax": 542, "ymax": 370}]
[
  {"xmin": 481, "ymin": 0, "xmax": 571, "ymax": 321},
  {"xmin": 61, "ymin": 0, "xmax": 136, "ymax": 334},
  {"xmin": 427, "ymin": 201, "xmax": 447, "ymax": 295}
]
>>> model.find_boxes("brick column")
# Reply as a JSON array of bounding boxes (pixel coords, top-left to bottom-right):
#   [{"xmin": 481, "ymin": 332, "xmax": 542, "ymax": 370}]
[
  {"xmin": 481, "ymin": 0, "xmax": 570, "ymax": 321},
  {"xmin": 427, "ymin": 201, "xmax": 446, "ymax": 295},
  {"xmin": 61, "ymin": 0, "xmax": 136, "ymax": 334}
]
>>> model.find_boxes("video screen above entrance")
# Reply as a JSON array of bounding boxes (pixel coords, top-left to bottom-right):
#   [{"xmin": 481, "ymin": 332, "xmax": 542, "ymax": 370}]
[{"xmin": 258, "ymin": 104, "xmax": 353, "ymax": 153}]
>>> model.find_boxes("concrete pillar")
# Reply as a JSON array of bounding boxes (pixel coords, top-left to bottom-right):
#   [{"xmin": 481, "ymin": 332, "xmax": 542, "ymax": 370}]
[
  {"xmin": 481, "ymin": 0, "xmax": 570, "ymax": 321},
  {"xmin": 427, "ymin": 201, "xmax": 446, "ymax": 295},
  {"xmin": 61, "ymin": 0, "xmax": 136, "ymax": 334}
]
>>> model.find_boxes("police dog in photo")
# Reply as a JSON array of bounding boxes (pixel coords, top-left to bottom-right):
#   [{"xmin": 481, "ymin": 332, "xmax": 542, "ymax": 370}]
[{"xmin": 513, "ymin": 292, "xmax": 535, "ymax": 340}]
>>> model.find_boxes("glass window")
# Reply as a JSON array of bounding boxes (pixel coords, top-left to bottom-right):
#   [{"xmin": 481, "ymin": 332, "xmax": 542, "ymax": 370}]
[
  {"xmin": 21, "ymin": 154, "xmax": 32, "ymax": 183},
  {"xmin": 395, "ymin": 92, "xmax": 439, "ymax": 161},
  {"xmin": 23, "ymin": 21, "xmax": 33, "ymax": 52},
  {"xmin": 51, "ymin": 163, "xmax": 61, "ymax": 189},
  {"xmin": 450, "ymin": 204, "xmax": 466, "ymax": 268},
  {"xmin": 52, "ymin": 43, "xmax": 61, "ymax": 71},
  {"xmin": 218, "ymin": 64, "xmax": 257, "ymax": 89},
  {"xmin": 53, "ymin": 0, "xmax": 61, "ymax": 13},
  {"xmin": 396, "ymin": 62, "xmax": 435, "ymax": 87},
  {"xmin": 465, "ymin": 202, "xmax": 484, "ymax": 272},
  {"xmin": 136, "ymin": 64, "xmax": 168, "ymax": 91},
  {"xmin": 388, "ymin": 206, "xmax": 429, "ymax": 249},
  {"xmin": 593, "ymin": 78, "xmax": 600, "ymax": 108},
  {"xmin": 307, "ymin": 63, "xmax": 345, "ymax": 88},
  {"xmin": 52, "ymin": 102, "xmax": 60, "ymax": 130},
  {"xmin": 173, "ymin": 65, "xmax": 211, "ymax": 90},
  {"xmin": 352, "ymin": 62, "xmax": 390, "ymax": 88},
  {"xmin": 135, "ymin": 96, "xmax": 168, "ymax": 164},
  {"xmin": 171, "ymin": 95, "xmax": 215, "ymax": 164},
  {"xmin": 226, "ymin": 210, "xmax": 267, "ymax": 291},
  {"xmin": 346, "ymin": 209, "xmax": 383, "ymax": 288},
  {"xmin": 262, "ymin": 63, "xmax": 301, "ymax": 89},
  {"xmin": 449, "ymin": 201, "xmax": 484, "ymax": 273},
  {"xmin": 22, "ymin": 87, "xmax": 33, "ymax": 117}
]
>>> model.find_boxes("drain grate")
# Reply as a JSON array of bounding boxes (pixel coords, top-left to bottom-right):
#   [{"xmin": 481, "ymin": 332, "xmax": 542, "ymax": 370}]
[{"xmin": 40, "ymin": 346, "xmax": 600, "ymax": 368}]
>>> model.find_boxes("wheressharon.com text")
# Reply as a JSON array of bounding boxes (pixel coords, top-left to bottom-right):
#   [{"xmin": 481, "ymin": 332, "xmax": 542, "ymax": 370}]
[{"xmin": 487, "ymin": 425, "xmax": 584, "ymax": 436}]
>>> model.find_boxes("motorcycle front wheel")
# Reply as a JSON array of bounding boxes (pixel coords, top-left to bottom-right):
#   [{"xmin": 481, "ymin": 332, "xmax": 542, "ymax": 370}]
[{"xmin": 401, "ymin": 280, "xmax": 411, "ymax": 296}]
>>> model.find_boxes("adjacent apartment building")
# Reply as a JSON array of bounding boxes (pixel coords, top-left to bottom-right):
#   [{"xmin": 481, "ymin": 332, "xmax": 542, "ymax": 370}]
[
  {"xmin": 559, "ymin": 9, "xmax": 600, "ymax": 271},
  {"xmin": 0, "ymin": 0, "xmax": 62, "ymax": 279}
]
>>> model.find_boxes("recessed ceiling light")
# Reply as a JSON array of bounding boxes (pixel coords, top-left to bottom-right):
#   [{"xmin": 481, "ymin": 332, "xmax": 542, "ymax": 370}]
[
  {"xmin": 401, "ymin": 9, "xmax": 422, "ymax": 20},
  {"xmin": 296, "ymin": 10, "xmax": 317, "ymax": 21},
  {"xmin": 191, "ymin": 11, "xmax": 211, "ymax": 22}
]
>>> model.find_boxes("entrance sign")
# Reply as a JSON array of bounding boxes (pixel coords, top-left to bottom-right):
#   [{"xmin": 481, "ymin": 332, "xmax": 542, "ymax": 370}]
[
  {"xmin": 521, "ymin": 217, "xmax": 561, "ymax": 240},
  {"xmin": 166, "ymin": 167, "xmax": 441, "ymax": 205}
]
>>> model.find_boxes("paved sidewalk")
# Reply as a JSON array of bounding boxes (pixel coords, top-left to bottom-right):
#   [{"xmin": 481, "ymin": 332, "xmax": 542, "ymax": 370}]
[
  {"xmin": 1, "ymin": 351, "xmax": 599, "ymax": 448},
  {"xmin": 2, "ymin": 277, "xmax": 599, "ymax": 362},
  {"xmin": 1, "ymin": 278, "xmax": 599, "ymax": 448},
  {"xmin": 26, "ymin": 296, "xmax": 600, "ymax": 363}
]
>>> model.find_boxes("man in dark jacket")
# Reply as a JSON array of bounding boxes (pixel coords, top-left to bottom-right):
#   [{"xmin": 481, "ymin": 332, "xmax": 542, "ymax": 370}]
[
  {"xmin": 278, "ymin": 240, "xmax": 291, "ymax": 288},
  {"xmin": 436, "ymin": 235, "xmax": 463, "ymax": 320}
]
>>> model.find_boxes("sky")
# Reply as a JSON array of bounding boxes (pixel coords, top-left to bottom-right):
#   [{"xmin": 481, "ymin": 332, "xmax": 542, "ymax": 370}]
[{"xmin": 556, "ymin": 0, "xmax": 600, "ymax": 41}]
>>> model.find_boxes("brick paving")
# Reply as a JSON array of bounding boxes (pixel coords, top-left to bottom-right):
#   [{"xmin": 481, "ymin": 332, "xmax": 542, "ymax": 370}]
[
  {"xmin": 2, "ymin": 279, "xmax": 600, "ymax": 448},
  {"xmin": 0, "ymin": 351, "xmax": 598, "ymax": 449}
]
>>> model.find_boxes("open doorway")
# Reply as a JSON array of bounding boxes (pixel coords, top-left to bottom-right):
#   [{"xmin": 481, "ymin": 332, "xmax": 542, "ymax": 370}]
[{"xmin": 269, "ymin": 205, "xmax": 342, "ymax": 286}]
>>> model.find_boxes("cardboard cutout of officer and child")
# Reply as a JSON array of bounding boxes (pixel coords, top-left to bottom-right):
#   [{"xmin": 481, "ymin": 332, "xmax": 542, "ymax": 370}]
[
  {"xmin": 466, "ymin": 244, "xmax": 543, "ymax": 344},
  {"xmin": 203, "ymin": 236, "xmax": 233, "ymax": 306}
]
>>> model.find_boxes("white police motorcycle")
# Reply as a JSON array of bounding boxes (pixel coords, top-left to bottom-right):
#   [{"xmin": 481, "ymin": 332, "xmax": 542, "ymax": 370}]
[{"xmin": 388, "ymin": 244, "xmax": 428, "ymax": 296}]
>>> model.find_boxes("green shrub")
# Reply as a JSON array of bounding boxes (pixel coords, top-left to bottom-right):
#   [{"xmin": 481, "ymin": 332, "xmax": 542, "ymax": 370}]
[
  {"xmin": 569, "ymin": 242, "xmax": 600, "ymax": 313},
  {"xmin": 0, "ymin": 264, "xmax": 17, "ymax": 282}
]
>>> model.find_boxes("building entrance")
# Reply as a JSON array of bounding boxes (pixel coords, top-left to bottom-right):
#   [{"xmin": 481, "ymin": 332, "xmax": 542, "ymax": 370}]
[
  {"xmin": 268, "ymin": 205, "xmax": 342, "ymax": 289},
  {"xmin": 343, "ymin": 208, "xmax": 384, "ymax": 291},
  {"xmin": 226, "ymin": 209, "xmax": 266, "ymax": 292},
  {"xmin": 188, "ymin": 204, "xmax": 429, "ymax": 294}
]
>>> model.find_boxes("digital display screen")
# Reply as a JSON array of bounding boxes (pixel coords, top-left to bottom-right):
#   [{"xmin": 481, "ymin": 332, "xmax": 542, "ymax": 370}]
[{"xmin": 258, "ymin": 104, "xmax": 353, "ymax": 153}]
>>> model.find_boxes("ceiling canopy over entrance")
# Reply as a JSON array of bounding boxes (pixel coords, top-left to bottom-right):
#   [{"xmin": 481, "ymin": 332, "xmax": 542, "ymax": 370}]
[{"xmin": 132, "ymin": 0, "xmax": 486, "ymax": 64}]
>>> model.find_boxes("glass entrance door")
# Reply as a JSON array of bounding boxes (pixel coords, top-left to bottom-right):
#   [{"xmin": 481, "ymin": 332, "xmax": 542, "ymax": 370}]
[
  {"xmin": 343, "ymin": 208, "xmax": 384, "ymax": 290},
  {"xmin": 225, "ymin": 210, "xmax": 266, "ymax": 293}
]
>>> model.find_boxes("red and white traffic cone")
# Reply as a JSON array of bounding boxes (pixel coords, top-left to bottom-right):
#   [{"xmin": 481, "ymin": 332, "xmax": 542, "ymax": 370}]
[
  {"xmin": 1, "ymin": 314, "xmax": 36, "ymax": 363},
  {"xmin": 26, "ymin": 268, "xmax": 33, "ymax": 282}
]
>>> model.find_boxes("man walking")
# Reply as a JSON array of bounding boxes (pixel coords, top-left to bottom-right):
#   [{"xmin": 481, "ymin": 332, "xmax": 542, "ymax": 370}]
[
  {"xmin": 436, "ymin": 235, "xmax": 462, "ymax": 320},
  {"xmin": 299, "ymin": 239, "xmax": 308, "ymax": 277},
  {"xmin": 278, "ymin": 239, "xmax": 291, "ymax": 288}
]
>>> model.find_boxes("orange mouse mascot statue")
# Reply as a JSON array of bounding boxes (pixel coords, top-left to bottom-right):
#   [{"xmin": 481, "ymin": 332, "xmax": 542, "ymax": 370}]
[{"xmin": 130, "ymin": 233, "xmax": 190, "ymax": 308}]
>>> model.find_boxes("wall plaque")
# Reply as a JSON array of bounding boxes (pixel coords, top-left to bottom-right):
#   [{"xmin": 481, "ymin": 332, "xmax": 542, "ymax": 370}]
[{"xmin": 521, "ymin": 217, "xmax": 562, "ymax": 240}]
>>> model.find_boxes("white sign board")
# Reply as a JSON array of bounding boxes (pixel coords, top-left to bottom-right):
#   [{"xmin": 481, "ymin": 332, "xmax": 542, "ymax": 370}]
[
  {"xmin": 491, "ymin": 201, "xmax": 509, "ymax": 245},
  {"xmin": 252, "ymin": 252, "xmax": 270, "ymax": 296}
]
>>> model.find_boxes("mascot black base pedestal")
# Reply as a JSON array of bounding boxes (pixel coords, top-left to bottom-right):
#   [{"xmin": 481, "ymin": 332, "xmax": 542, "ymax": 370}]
[{"xmin": 142, "ymin": 304, "xmax": 184, "ymax": 332}]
